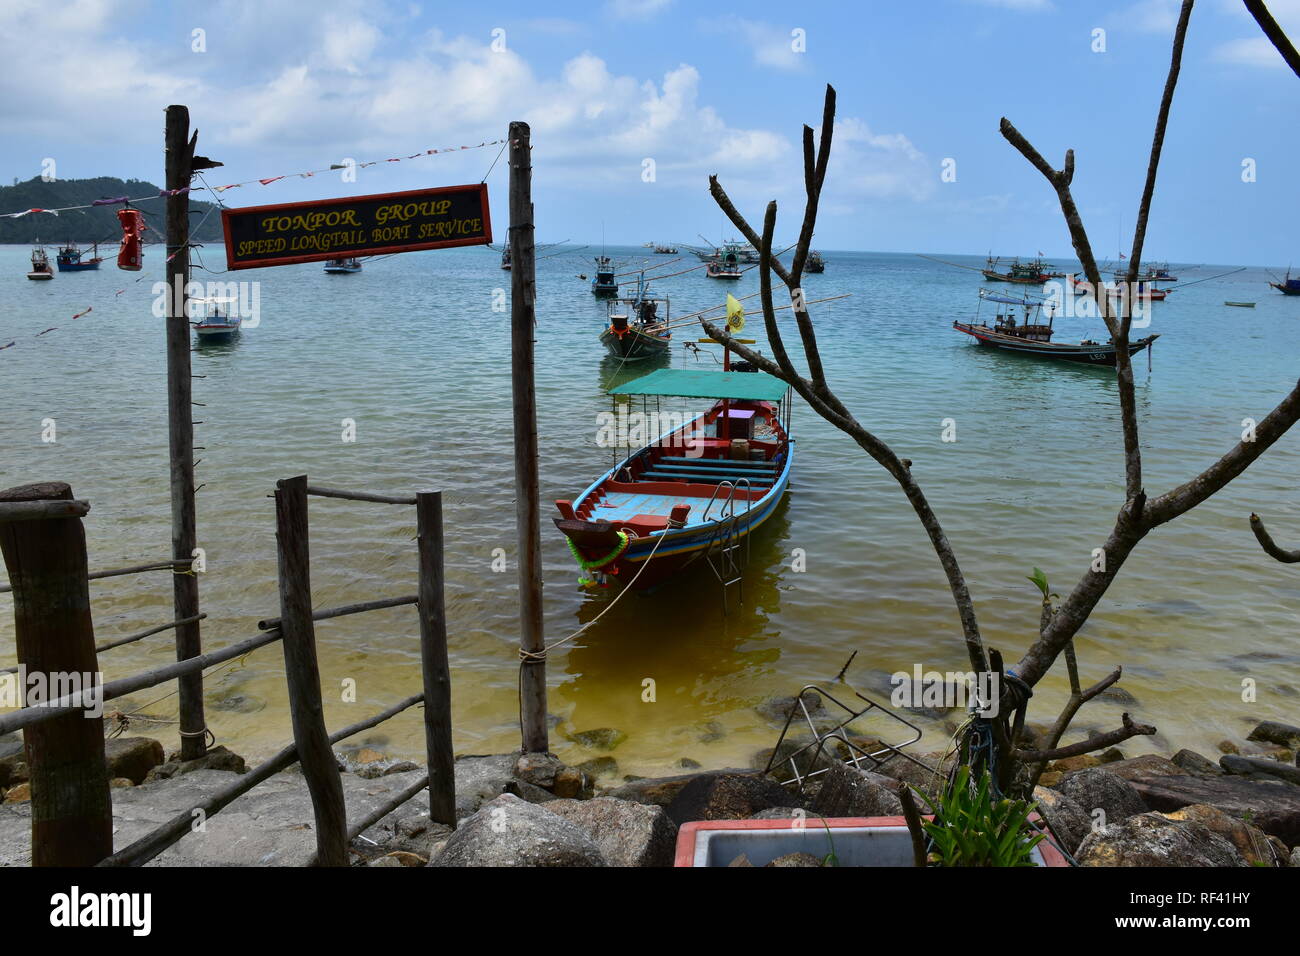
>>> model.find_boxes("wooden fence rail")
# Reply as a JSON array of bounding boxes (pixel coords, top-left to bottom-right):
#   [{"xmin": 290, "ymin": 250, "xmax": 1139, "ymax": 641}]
[{"xmin": 1, "ymin": 475, "xmax": 456, "ymax": 866}]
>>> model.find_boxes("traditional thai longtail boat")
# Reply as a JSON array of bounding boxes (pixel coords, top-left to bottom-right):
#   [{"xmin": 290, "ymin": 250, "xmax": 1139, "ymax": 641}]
[
  {"xmin": 600, "ymin": 273, "xmax": 671, "ymax": 362},
  {"xmin": 982, "ymin": 256, "xmax": 1050, "ymax": 284},
  {"xmin": 1270, "ymin": 268, "xmax": 1300, "ymax": 295},
  {"xmin": 953, "ymin": 289, "xmax": 1158, "ymax": 366},
  {"xmin": 55, "ymin": 241, "xmax": 103, "ymax": 271},
  {"xmin": 705, "ymin": 246, "xmax": 743, "ymax": 279},
  {"xmin": 554, "ymin": 367, "xmax": 793, "ymax": 593}
]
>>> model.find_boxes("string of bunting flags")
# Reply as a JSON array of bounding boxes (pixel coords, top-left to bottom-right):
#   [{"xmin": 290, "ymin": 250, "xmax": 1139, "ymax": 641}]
[{"xmin": 0, "ymin": 137, "xmax": 506, "ymax": 219}]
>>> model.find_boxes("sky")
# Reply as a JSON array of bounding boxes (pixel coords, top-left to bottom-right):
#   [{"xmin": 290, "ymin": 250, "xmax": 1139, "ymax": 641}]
[{"xmin": 0, "ymin": 0, "xmax": 1296, "ymax": 263}]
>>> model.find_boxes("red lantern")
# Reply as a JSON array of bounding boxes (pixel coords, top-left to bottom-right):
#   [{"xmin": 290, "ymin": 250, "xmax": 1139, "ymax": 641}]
[{"xmin": 117, "ymin": 208, "xmax": 144, "ymax": 271}]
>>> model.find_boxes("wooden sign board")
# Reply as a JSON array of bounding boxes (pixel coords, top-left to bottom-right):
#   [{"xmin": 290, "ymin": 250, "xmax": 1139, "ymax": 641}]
[{"xmin": 220, "ymin": 183, "xmax": 491, "ymax": 270}]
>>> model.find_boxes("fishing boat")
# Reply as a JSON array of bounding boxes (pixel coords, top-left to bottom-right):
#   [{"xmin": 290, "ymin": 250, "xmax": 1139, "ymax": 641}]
[
  {"xmin": 553, "ymin": 367, "xmax": 793, "ymax": 593},
  {"xmin": 27, "ymin": 245, "xmax": 54, "ymax": 280},
  {"xmin": 706, "ymin": 246, "xmax": 743, "ymax": 279},
  {"xmin": 1072, "ymin": 275, "xmax": 1168, "ymax": 302},
  {"xmin": 192, "ymin": 297, "xmax": 242, "ymax": 341},
  {"xmin": 953, "ymin": 289, "xmax": 1158, "ymax": 366},
  {"xmin": 1270, "ymin": 268, "xmax": 1300, "ymax": 295},
  {"xmin": 653, "ymin": 244, "xmax": 678, "ymax": 254},
  {"xmin": 982, "ymin": 256, "xmax": 1050, "ymax": 285},
  {"xmin": 599, "ymin": 273, "xmax": 671, "ymax": 362},
  {"xmin": 500, "ymin": 247, "xmax": 512, "ymax": 270},
  {"xmin": 591, "ymin": 255, "xmax": 619, "ymax": 296},
  {"xmin": 1225, "ymin": 301, "xmax": 1256, "ymax": 308},
  {"xmin": 55, "ymin": 241, "xmax": 102, "ymax": 272},
  {"xmin": 806, "ymin": 251, "xmax": 826, "ymax": 274},
  {"xmin": 323, "ymin": 257, "xmax": 362, "ymax": 274}
]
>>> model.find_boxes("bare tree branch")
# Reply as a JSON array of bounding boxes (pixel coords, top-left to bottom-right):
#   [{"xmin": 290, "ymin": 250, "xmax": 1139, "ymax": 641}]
[
  {"xmin": 1250, "ymin": 513, "xmax": 1300, "ymax": 563},
  {"xmin": 700, "ymin": 84, "xmax": 989, "ymax": 675},
  {"xmin": 1017, "ymin": 713, "xmax": 1155, "ymax": 763},
  {"xmin": 1244, "ymin": 0, "xmax": 1300, "ymax": 78}
]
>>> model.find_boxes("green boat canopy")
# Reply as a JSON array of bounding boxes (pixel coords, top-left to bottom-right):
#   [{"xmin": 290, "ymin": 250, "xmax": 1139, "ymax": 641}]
[{"xmin": 608, "ymin": 368, "xmax": 790, "ymax": 402}]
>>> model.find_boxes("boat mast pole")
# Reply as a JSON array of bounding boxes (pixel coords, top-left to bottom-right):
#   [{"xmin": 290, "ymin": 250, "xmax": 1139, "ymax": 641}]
[
  {"xmin": 509, "ymin": 121, "xmax": 549, "ymax": 754},
  {"xmin": 164, "ymin": 105, "xmax": 207, "ymax": 760}
]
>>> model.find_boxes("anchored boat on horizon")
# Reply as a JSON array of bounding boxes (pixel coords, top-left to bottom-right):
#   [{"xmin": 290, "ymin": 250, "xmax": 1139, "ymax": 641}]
[{"xmin": 953, "ymin": 289, "xmax": 1158, "ymax": 366}]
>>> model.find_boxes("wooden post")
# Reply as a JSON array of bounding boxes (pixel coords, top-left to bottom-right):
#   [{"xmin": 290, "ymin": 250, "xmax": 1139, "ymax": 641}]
[
  {"xmin": 165, "ymin": 104, "xmax": 206, "ymax": 760},
  {"xmin": 509, "ymin": 121, "xmax": 549, "ymax": 753},
  {"xmin": 0, "ymin": 482, "xmax": 112, "ymax": 866},
  {"xmin": 415, "ymin": 491, "xmax": 455, "ymax": 825},
  {"xmin": 273, "ymin": 475, "xmax": 348, "ymax": 866}
]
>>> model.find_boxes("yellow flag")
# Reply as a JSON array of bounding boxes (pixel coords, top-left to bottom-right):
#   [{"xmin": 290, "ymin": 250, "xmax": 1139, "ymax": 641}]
[{"xmin": 725, "ymin": 293, "xmax": 746, "ymax": 332}]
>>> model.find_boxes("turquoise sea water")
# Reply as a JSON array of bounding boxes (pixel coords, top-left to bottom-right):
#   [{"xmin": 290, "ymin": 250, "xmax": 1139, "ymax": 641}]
[{"xmin": 2, "ymin": 243, "xmax": 1298, "ymax": 776}]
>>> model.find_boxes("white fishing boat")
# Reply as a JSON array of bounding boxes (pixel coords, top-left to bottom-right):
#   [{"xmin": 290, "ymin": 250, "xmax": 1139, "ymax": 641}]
[
  {"xmin": 192, "ymin": 296, "xmax": 242, "ymax": 341},
  {"xmin": 27, "ymin": 244, "xmax": 54, "ymax": 280}
]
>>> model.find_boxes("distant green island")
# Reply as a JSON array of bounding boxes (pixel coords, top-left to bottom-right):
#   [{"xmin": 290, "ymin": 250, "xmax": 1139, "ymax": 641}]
[{"xmin": 0, "ymin": 176, "xmax": 223, "ymax": 245}]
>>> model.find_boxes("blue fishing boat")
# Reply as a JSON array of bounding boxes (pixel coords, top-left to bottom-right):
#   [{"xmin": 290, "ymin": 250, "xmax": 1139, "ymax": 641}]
[
  {"xmin": 553, "ymin": 367, "xmax": 792, "ymax": 595},
  {"xmin": 55, "ymin": 242, "xmax": 102, "ymax": 272},
  {"xmin": 1270, "ymin": 268, "xmax": 1300, "ymax": 295}
]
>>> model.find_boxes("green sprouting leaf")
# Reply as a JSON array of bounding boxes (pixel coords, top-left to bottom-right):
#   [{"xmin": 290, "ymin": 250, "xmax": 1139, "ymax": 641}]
[{"xmin": 1027, "ymin": 566, "xmax": 1050, "ymax": 599}]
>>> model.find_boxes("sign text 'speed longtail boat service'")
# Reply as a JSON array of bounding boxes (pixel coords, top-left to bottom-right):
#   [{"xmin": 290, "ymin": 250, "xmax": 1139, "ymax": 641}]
[
  {"xmin": 554, "ymin": 367, "xmax": 793, "ymax": 596},
  {"xmin": 953, "ymin": 289, "xmax": 1158, "ymax": 366}
]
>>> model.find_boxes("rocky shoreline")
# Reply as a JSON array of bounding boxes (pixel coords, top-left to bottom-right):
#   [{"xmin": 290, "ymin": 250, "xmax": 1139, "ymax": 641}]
[{"xmin": 3, "ymin": 706, "xmax": 1299, "ymax": 866}]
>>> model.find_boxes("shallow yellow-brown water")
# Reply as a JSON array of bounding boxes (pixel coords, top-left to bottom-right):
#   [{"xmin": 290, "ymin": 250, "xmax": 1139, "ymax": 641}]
[{"xmin": 3, "ymin": 246, "xmax": 1298, "ymax": 781}]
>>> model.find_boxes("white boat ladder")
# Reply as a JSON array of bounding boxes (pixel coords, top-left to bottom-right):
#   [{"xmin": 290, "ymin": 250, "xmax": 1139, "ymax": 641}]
[{"xmin": 702, "ymin": 478, "xmax": 753, "ymax": 614}]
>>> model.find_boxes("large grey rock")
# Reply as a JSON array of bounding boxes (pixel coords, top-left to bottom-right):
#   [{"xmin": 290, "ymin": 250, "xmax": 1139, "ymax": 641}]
[
  {"xmin": 452, "ymin": 753, "xmax": 555, "ymax": 820},
  {"xmin": 1247, "ymin": 721, "xmax": 1300, "ymax": 749},
  {"xmin": 544, "ymin": 797, "xmax": 677, "ymax": 867},
  {"xmin": 104, "ymin": 736, "xmax": 165, "ymax": 784},
  {"xmin": 1031, "ymin": 785, "xmax": 1092, "ymax": 855},
  {"xmin": 807, "ymin": 760, "xmax": 903, "ymax": 818},
  {"xmin": 429, "ymin": 794, "xmax": 605, "ymax": 867},
  {"xmin": 1055, "ymin": 768, "xmax": 1148, "ymax": 826},
  {"xmin": 603, "ymin": 768, "xmax": 750, "ymax": 807},
  {"xmin": 755, "ymin": 690, "xmax": 828, "ymax": 726},
  {"xmin": 1076, "ymin": 812, "xmax": 1247, "ymax": 867},
  {"xmin": 1110, "ymin": 764, "xmax": 1300, "ymax": 844},
  {"xmin": 665, "ymin": 772, "xmax": 802, "ymax": 825},
  {"xmin": 144, "ymin": 744, "xmax": 245, "ymax": 783},
  {"xmin": 1220, "ymin": 754, "xmax": 1300, "ymax": 786},
  {"xmin": 1161, "ymin": 804, "xmax": 1280, "ymax": 866},
  {"xmin": 1171, "ymin": 749, "xmax": 1222, "ymax": 776}
]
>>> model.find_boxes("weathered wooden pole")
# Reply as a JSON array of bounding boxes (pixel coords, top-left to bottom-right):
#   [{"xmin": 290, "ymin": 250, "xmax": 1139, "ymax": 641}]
[
  {"xmin": 164, "ymin": 104, "xmax": 206, "ymax": 760},
  {"xmin": 0, "ymin": 482, "xmax": 113, "ymax": 866},
  {"xmin": 509, "ymin": 121, "xmax": 549, "ymax": 753},
  {"xmin": 415, "ymin": 491, "xmax": 455, "ymax": 825},
  {"xmin": 273, "ymin": 475, "xmax": 348, "ymax": 866}
]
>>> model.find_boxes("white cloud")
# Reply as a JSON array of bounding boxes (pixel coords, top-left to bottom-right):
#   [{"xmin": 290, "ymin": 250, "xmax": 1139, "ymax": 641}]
[
  {"xmin": 1121, "ymin": 0, "xmax": 1183, "ymax": 33},
  {"xmin": 1211, "ymin": 0, "xmax": 1300, "ymax": 69},
  {"xmin": 604, "ymin": 0, "xmax": 673, "ymax": 20},
  {"xmin": 711, "ymin": 17, "xmax": 806, "ymax": 72},
  {"xmin": 1213, "ymin": 36, "xmax": 1292, "ymax": 69},
  {"xmin": 963, "ymin": 0, "xmax": 1054, "ymax": 10},
  {"xmin": 829, "ymin": 117, "xmax": 935, "ymax": 202}
]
